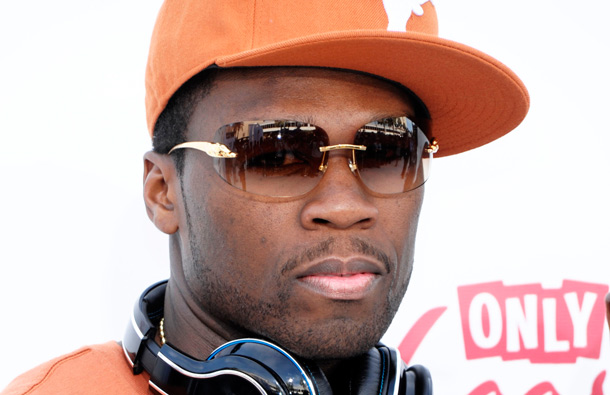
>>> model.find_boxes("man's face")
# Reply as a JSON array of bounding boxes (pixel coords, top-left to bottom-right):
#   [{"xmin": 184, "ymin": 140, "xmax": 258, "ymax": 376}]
[{"xmin": 174, "ymin": 68, "xmax": 425, "ymax": 360}]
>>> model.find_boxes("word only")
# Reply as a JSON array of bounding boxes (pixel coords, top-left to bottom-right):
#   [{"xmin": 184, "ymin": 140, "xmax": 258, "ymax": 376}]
[{"xmin": 457, "ymin": 280, "xmax": 608, "ymax": 363}]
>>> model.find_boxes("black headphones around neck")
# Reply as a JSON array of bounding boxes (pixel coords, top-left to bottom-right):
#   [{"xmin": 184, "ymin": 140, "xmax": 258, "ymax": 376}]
[{"xmin": 123, "ymin": 280, "xmax": 433, "ymax": 394}]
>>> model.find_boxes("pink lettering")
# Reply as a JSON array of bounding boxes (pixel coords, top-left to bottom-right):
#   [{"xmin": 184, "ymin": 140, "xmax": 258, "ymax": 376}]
[
  {"xmin": 398, "ymin": 306, "xmax": 446, "ymax": 364},
  {"xmin": 458, "ymin": 280, "xmax": 608, "ymax": 363},
  {"xmin": 592, "ymin": 370, "xmax": 606, "ymax": 395},
  {"xmin": 524, "ymin": 382, "xmax": 559, "ymax": 395},
  {"xmin": 468, "ymin": 380, "xmax": 503, "ymax": 395},
  {"xmin": 466, "ymin": 373, "xmax": 606, "ymax": 395}
]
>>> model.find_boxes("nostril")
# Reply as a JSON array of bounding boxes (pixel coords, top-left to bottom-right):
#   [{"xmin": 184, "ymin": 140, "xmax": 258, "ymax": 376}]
[
  {"xmin": 356, "ymin": 218, "xmax": 372, "ymax": 225},
  {"xmin": 311, "ymin": 216, "xmax": 373, "ymax": 228}
]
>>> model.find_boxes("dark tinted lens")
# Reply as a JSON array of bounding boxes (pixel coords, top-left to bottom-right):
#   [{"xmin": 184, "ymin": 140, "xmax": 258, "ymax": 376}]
[
  {"xmin": 213, "ymin": 120, "xmax": 329, "ymax": 196},
  {"xmin": 354, "ymin": 117, "xmax": 431, "ymax": 194}
]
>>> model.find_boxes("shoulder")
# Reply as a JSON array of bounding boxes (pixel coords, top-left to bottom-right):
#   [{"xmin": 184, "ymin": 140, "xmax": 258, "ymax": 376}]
[{"xmin": 2, "ymin": 341, "xmax": 150, "ymax": 395}]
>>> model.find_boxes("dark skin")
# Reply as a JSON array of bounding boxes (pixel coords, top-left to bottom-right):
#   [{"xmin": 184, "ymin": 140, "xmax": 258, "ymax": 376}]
[{"xmin": 143, "ymin": 68, "xmax": 425, "ymax": 389}]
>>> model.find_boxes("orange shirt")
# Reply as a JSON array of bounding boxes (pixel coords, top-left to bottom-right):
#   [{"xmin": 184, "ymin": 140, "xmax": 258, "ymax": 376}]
[{"xmin": 2, "ymin": 342, "xmax": 150, "ymax": 394}]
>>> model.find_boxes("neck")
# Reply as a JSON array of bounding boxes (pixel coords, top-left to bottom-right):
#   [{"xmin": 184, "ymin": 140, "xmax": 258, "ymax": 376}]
[
  {"xmin": 163, "ymin": 235, "xmax": 249, "ymax": 359},
  {"xmin": 163, "ymin": 278, "xmax": 249, "ymax": 359}
]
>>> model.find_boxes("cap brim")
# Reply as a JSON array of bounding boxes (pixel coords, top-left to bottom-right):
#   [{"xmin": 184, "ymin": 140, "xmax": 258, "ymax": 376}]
[{"xmin": 215, "ymin": 30, "xmax": 529, "ymax": 157}]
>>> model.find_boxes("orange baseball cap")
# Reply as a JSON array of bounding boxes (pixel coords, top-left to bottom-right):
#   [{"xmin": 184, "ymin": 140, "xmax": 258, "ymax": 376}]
[{"xmin": 145, "ymin": 0, "xmax": 529, "ymax": 157}]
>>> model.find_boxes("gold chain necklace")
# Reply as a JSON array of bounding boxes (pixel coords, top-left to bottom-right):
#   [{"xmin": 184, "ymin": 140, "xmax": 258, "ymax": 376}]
[{"xmin": 159, "ymin": 317, "xmax": 166, "ymax": 345}]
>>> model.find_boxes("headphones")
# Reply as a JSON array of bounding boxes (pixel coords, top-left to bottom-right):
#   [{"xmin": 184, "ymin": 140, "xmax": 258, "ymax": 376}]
[{"xmin": 123, "ymin": 280, "xmax": 433, "ymax": 395}]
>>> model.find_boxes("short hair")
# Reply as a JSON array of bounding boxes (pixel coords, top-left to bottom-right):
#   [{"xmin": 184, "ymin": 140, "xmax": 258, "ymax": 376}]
[{"xmin": 152, "ymin": 68, "xmax": 218, "ymax": 174}]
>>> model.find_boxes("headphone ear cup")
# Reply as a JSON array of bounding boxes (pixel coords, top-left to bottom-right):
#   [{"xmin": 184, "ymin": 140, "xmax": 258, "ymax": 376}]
[
  {"xmin": 296, "ymin": 349, "xmax": 385, "ymax": 395},
  {"xmin": 349, "ymin": 347, "xmax": 390, "ymax": 394},
  {"xmin": 405, "ymin": 365, "xmax": 432, "ymax": 395},
  {"xmin": 329, "ymin": 345, "xmax": 433, "ymax": 395},
  {"xmin": 207, "ymin": 339, "xmax": 323, "ymax": 395}
]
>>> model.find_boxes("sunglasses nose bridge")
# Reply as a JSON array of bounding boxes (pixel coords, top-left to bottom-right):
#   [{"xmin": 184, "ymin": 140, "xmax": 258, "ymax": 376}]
[
  {"xmin": 318, "ymin": 144, "xmax": 365, "ymax": 174},
  {"xmin": 317, "ymin": 154, "xmax": 362, "ymax": 193}
]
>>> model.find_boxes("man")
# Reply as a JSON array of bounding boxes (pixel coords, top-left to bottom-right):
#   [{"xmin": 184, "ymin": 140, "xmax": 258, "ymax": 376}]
[{"xmin": 2, "ymin": 1, "xmax": 528, "ymax": 394}]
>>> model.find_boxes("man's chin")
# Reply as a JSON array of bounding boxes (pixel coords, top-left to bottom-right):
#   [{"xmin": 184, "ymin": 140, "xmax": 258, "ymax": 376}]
[{"xmin": 262, "ymin": 318, "xmax": 389, "ymax": 361}]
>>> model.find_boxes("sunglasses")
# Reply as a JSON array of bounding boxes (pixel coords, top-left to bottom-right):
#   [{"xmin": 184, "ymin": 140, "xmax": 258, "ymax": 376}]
[{"xmin": 169, "ymin": 117, "xmax": 438, "ymax": 197}]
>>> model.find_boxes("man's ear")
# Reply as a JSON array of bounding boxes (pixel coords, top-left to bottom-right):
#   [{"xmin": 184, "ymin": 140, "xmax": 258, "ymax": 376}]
[{"xmin": 143, "ymin": 151, "xmax": 180, "ymax": 234}]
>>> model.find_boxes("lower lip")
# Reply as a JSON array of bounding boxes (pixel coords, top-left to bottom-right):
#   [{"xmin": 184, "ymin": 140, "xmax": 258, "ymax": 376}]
[{"xmin": 298, "ymin": 273, "xmax": 378, "ymax": 300}]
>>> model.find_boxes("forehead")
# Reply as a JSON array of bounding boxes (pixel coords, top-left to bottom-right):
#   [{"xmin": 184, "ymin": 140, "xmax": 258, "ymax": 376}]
[{"xmin": 185, "ymin": 67, "xmax": 417, "ymax": 140}]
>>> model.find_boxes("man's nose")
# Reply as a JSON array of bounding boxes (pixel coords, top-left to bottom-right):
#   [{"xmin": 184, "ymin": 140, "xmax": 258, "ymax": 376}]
[{"xmin": 300, "ymin": 155, "xmax": 378, "ymax": 230}]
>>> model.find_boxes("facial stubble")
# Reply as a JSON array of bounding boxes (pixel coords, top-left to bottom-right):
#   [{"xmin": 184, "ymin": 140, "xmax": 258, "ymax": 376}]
[{"xmin": 181, "ymin": 191, "xmax": 413, "ymax": 361}]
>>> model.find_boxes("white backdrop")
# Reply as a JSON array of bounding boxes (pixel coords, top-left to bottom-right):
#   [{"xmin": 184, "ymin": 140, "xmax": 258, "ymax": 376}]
[{"xmin": 1, "ymin": 1, "xmax": 609, "ymax": 393}]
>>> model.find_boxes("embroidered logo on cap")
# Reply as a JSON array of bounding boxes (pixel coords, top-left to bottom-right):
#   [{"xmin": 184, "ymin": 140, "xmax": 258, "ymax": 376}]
[{"xmin": 382, "ymin": 0, "xmax": 435, "ymax": 32}]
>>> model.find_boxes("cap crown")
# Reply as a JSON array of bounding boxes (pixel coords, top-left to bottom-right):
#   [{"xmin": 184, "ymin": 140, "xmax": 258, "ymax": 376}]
[
  {"xmin": 146, "ymin": 0, "xmax": 438, "ymax": 135},
  {"xmin": 145, "ymin": 0, "xmax": 529, "ymax": 157}
]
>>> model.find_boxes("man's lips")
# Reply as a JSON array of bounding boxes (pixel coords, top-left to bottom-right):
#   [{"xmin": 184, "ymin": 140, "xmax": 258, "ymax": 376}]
[{"xmin": 296, "ymin": 258, "xmax": 385, "ymax": 300}]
